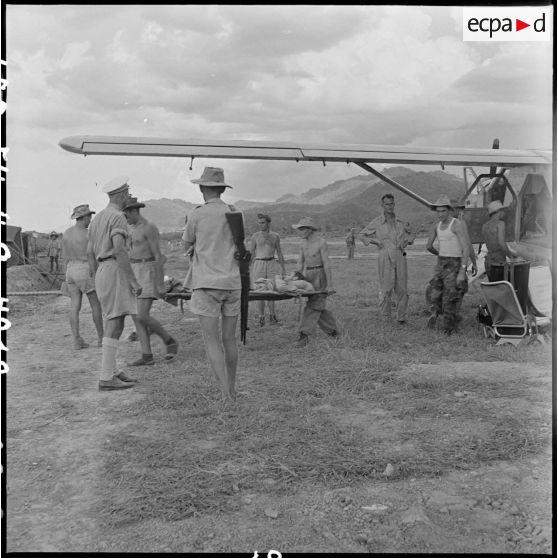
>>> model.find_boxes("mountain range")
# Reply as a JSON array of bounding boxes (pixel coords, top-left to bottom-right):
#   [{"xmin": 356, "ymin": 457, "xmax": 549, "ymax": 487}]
[{"xmin": 138, "ymin": 166, "xmax": 466, "ymax": 235}]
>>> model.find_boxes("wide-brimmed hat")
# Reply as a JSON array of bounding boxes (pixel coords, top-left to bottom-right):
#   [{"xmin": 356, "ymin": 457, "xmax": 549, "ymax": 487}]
[
  {"xmin": 432, "ymin": 195, "xmax": 453, "ymax": 209},
  {"xmin": 123, "ymin": 197, "xmax": 146, "ymax": 211},
  {"xmin": 71, "ymin": 204, "xmax": 96, "ymax": 220},
  {"xmin": 487, "ymin": 200, "xmax": 504, "ymax": 215},
  {"xmin": 49, "ymin": 231, "xmax": 58, "ymax": 237},
  {"xmin": 191, "ymin": 167, "xmax": 232, "ymax": 188},
  {"xmin": 102, "ymin": 175, "xmax": 130, "ymax": 195},
  {"xmin": 292, "ymin": 217, "xmax": 318, "ymax": 231},
  {"xmin": 450, "ymin": 198, "xmax": 465, "ymax": 209}
]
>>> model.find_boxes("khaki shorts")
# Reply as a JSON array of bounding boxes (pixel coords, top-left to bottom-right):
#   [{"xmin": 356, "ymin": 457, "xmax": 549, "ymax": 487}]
[
  {"xmin": 131, "ymin": 261, "xmax": 157, "ymax": 299},
  {"xmin": 190, "ymin": 288, "xmax": 241, "ymax": 318},
  {"xmin": 95, "ymin": 259, "xmax": 137, "ymax": 320},
  {"xmin": 66, "ymin": 261, "xmax": 95, "ymax": 294}
]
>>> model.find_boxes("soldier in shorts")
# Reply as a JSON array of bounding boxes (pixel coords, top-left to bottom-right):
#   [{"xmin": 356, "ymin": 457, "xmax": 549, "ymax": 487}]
[
  {"xmin": 87, "ymin": 176, "xmax": 143, "ymax": 391},
  {"xmin": 184, "ymin": 167, "xmax": 241, "ymax": 402},
  {"xmin": 292, "ymin": 217, "xmax": 338, "ymax": 348},
  {"xmin": 62, "ymin": 204, "xmax": 104, "ymax": 349},
  {"xmin": 250, "ymin": 213, "xmax": 285, "ymax": 326},
  {"xmin": 123, "ymin": 197, "xmax": 178, "ymax": 366}
]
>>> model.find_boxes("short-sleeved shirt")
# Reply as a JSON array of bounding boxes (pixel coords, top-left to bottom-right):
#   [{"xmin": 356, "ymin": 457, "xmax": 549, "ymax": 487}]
[
  {"xmin": 88, "ymin": 203, "xmax": 128, "ymax": 260},
  {"xmin": 183, "ymin": 198, "xmax": 241, "ymax": 290},
  {"xmin": 361, "ymin": 214, "xmax": 412, "ymax": 263}
]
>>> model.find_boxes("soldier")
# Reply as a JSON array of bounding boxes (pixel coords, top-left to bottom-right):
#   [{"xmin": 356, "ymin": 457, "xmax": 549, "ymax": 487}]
[
  {"xmin": 292, "ymin": 217, "xmax": 338, "ymax": 347},
  {"xmin": 62, "ymin": 204, "xmax": 104, "ymax": 349},
  {"xmin": 359, "ymin": 193, "xmax": 415, "ymax": 324},
  {"xmin": 183, "ymin": 167, "xmax": 241, "ymax": 402},
  {"xmin": 87, "ymin": 176, "xmax": 142, "ymax": 391},
  {"xmin": 47, "ymin": 231, "xmax": 62, "ymax": 273},
  {"xmin": 482, "ymin": 200, "xmax": 518, "ymax": 281},
  {"xmin": 345, "ymin": 227, "xmax": 356, "ymax": 260},
  {"xmin": 123, "ymin": 197, "xmax": 179, "ymax": 366},
  {"xmin": 250, "ymin": 213, "xmax": 286, "ymax": 326},
  {"xmin": 426, "ymin": 195, "xmax": 469, "ymax": 335}
]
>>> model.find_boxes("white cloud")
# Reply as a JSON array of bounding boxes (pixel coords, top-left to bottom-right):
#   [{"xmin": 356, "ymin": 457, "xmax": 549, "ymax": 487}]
[{"xmin": 4, "ymin": 5, "xmax": 554, "ymax": 231}]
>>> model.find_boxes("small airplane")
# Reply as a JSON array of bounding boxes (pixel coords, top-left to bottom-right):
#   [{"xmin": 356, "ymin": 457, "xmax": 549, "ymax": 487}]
[{"xmin": 59, "ymin": 134, "xmax": 553, "ymax": 265}]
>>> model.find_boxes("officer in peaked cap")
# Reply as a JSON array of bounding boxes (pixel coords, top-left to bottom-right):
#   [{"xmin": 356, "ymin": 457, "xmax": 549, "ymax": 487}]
[{"xmin": 87, "ymin": 176, "xmax": 142, "ymax": 391}]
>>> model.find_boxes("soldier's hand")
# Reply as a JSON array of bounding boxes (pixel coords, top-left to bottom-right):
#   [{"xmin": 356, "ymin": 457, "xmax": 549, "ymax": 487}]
[
  {"xmin": 471, "ymin": 263, "xmax": 478, "ymax": 277},
  {"xmin": 185, "ymin": 246, "xmax": 194, "ymax": 258},
  {"xmin": 133, "ymin": 284, "xmax": 142, "ymax": 297}
]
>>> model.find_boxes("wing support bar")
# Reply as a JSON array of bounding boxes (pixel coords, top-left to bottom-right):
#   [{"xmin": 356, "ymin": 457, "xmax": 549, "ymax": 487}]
[{"xmin": 354, "ymin": 161, "xmax": 433, "ymax": 209}]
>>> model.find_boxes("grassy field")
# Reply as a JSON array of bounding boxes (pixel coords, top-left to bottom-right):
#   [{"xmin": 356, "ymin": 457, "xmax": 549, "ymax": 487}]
[
  {"xmin": 99, "ymin": 236, "xmax": 551, "ymax": 524},
  {"xmin": 7, "ymin": 235, "xmax": 552, "ymax": 552}
]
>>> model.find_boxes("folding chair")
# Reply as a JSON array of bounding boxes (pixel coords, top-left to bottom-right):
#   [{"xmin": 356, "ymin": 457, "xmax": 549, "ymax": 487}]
[{"xmin": 480, "ymin": 280, "xmax": 540, "ymax": 346}]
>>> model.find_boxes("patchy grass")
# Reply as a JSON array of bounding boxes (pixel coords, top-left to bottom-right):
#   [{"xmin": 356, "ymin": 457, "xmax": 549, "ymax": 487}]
[{"xmin": 14, "ymin": 237, "xmax": 551, "ymax": 528}]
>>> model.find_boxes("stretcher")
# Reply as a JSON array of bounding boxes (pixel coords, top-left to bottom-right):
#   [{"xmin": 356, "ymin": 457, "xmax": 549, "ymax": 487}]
[{"xmin": 163, "ymin": 288, "xmax": 328, "ymax": 305}]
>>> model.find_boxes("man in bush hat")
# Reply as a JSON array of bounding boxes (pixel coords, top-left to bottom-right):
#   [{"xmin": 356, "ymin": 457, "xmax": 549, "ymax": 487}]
[
  {"xmin": 123, "ymin": 196, "xmax": 178, "ymax": 366},
  {"xmin": 482, "ymin": 200, "xmax": 518, "ymax": 281},
  {"xmin": 425, "ymin": 195, "xmax": 470, "ymax": 335},
  {"xmin": 87, "ymin": 176, "xmax": 142, "ymax": 390},
  {"xmin": 47, "ymin": 231, "xmax": 62, "ymax": 273},
  {"xmin": 292, "ymin": 216, "xmax": 338, "ymax": 347},
  {"xmin": 62, "ymin": 204, "xmax": 104, "ymax": 349},
  {"xmin": 359, "ymin": 193, "xmax": 415, "ymax": 324},
  {"xmin": 183, "ymin": 167, "xmax": 240, "ymax": 402}
]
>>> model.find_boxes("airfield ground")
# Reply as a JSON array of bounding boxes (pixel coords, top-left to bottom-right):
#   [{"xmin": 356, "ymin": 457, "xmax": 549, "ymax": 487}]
[{"xmin": 5, "ymin": 237, "xmax": 553, "ymax": 553}]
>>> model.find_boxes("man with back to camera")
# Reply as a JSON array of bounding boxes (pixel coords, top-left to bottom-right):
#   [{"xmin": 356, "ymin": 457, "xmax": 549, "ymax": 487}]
[
  {"xmin": 250, "ymin": 213, "xmax": 286, "ymax": 326},
  {"xmin": 359, "ymin": 193, "xmax": 415, "ymax": 324},
  {"xmin": 183, "ymin": 167, "xmax": 241, "ymax": 403},
  {"xmin": 123, "ymin": 196, "xmax": 178, "ymax": 366},
  {"xmin": 62, "ymin": 204, "xmax": 104, "ymax": 349},
  {"xmin": 87, "ymin": 176, "xmax": 142, "ymax": 390}
]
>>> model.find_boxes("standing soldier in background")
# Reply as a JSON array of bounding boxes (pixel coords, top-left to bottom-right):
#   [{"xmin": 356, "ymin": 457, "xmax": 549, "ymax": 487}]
[
  {"xmin": 47, "ymin": 231, "xmax": 62, "ymax": 273},
  {"xmin": 88, "ymin": 176, "xmax": 142, "ymax": 391},
  {"xmin": 345, "ymin": 227, "xmax": 356, "ymax": 260},
  {"xmin": 183, "ymin": 167, "xmax": 241, "ymax": 403},
  {"xmin": 359, "ymin": 193, "xmax": 415, "ymax": 324},
  {"xmin": 123, "ymin": 196, "xmax": 178, "ymax": 366},
  {"xmin": 62, "ymin": 204, "xmax": 104, "ymax": 349},
  {"xmin": 250, "ymin": 213, "xmax": 286, "ymax": 326}
]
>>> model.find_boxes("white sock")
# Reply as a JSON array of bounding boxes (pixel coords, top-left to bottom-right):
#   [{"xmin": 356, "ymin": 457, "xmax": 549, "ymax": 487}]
[{"xmin": 100, "ymin": 337, "xmax": 119, "ymax": 381}]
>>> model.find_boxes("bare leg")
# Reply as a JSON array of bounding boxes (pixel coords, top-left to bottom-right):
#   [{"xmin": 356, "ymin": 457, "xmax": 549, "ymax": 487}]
[
  {"xmin": 134, "ymin": 299, "xmax": 154, "ymax": 355},
  {"xmin": 86, "ymin": 291, "xmax": 104, "ymax": 345},
  {"xmin": 68, "ymin": 286, "xmax": 84, "ymax": 346},
  {"xmin": 198, "ymin": 315, "xmax": 235, "ymax": 400},
  {"xmin": 221, "ymin": 315, "xmax": 238, "ymax": 399}
]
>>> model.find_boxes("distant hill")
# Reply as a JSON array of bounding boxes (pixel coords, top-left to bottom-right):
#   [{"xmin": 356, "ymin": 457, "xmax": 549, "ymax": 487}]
[
  {"xmin": 138, "ymin": 168, "xmax": 467, "ymax": 235},
  {"xmin": 140, "ymin": 198, "xmax": 196, "ymax": 231}
]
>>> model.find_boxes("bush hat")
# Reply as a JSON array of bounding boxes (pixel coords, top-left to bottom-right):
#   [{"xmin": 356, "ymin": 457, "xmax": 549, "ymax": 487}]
[
  {"xmin": 49, "ymin": 231, "xmax": 59, "ymax": 237},
  {"xmin": 123, "ymin": 197, "xmax": 146, "ymax": 211},
  {"xmin": 432, "ymin": 195, "xmax": 453, "ymax": 209},
  {"xmin": 292, "ymin": 217, "xmax": 318, "ymax": 231},
  {"xmin": 71, "ymin": 204, "xmax": 96, "ymax": 220},
  {"xmin": 450, "ymin": 198, "xmax": 466, "ymax": 209},
  {"xmin": 191, "ymin": 167, "xmax": 232, "ymax": 188},
  {"xmin": 487, "ymin": 200, "xmax": 505, "ymax": 215},
  {"xmin": 102, "ymin": 176, "xmax": 130, "ymax": 195}
]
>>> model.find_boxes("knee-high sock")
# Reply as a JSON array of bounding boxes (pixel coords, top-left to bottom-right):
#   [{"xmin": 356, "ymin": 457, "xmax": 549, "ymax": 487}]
[{"xmin": 100, "ymin": 337, "xmax": 119, "ymax": 381}]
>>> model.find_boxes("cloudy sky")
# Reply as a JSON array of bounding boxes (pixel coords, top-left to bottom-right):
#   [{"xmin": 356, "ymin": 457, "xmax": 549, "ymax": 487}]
[{"xmin": 5, "ymin": 4, "xmax": 554, "ymax": 232}]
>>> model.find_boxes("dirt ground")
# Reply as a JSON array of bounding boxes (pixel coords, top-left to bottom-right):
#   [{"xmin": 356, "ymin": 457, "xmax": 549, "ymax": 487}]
[{"xmin": 5, "ymin": 293, "xmax": 553, "ymax": 554}]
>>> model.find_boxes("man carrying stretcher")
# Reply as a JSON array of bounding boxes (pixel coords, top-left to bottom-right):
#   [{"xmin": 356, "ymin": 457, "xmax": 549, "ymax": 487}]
[{"xmin": 292, "ymin": 217, "xmax": 338, "ymax": 348}]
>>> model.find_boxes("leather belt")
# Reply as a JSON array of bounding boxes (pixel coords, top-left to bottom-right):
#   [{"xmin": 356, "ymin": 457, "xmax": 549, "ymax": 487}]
[
  {"xmin": 255, "ymin": 257, "xmax": 275, "ymax": 261},
  {"xmin": 306, "ymin": 265, "xmax": 323, "ymax": 270},
  {"xmin": 98, "ymin": 256, "xmax": 116, "ymax": 262},
  {"xmin": 130, "ymin": 257, "xmax": 156, "ymax": 263}
]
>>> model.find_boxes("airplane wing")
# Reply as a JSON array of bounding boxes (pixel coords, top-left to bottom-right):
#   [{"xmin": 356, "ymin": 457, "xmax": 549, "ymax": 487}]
[{"xmin": 59, "ymin": 135, "xmax": 552, "ymax": 168}]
